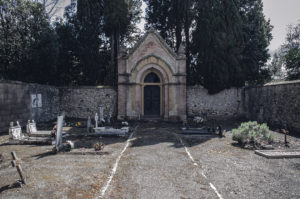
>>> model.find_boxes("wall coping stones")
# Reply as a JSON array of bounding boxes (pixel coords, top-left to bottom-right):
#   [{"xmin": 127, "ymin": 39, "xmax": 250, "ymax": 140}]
[{"xmin": 59, "ymin": 85, "xmax": 115, "ymax": 89}]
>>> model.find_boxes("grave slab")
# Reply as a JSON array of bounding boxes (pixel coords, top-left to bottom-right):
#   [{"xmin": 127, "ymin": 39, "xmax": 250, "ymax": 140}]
[{"xmin": 255, "ymin": 150, "xmax": 300, "ymax": 159}]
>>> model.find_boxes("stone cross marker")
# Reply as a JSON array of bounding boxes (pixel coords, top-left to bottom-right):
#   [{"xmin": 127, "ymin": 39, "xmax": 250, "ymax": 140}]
[{"xmin": 11, "ymin": 151, "xmax": 27, "ymax": 185}]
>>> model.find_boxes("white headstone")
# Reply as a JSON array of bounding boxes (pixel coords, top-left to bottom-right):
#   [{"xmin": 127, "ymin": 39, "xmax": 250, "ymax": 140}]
[
  {"xmin": 28, "ymin": 122, "xmax": 37, "ymax": 134},
  {"xmin": 95, "ymin": 113, "xmax": 99, "ymax": 128},
  {"xmin": 9, "ymin": 126, "xmax": 23, "ymax": 140},
  {"xmin": 56, "ymin": 115, "xmax": 64, "ymax": 151}
]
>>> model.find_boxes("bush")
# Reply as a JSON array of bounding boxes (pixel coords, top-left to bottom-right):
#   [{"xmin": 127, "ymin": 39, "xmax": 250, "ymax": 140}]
[{"xmin": 232, "ymin": 121, "xmax": 274, "ymax": 148}]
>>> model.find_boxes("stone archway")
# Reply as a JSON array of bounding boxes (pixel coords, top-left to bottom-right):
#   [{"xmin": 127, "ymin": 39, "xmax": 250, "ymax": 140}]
[{"xmin": 142, "ymin": 72, "xmax": 161, "ymax": 117}]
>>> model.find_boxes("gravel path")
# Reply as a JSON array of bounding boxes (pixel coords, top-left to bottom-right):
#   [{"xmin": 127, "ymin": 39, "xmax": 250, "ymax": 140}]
[
  {"xmin": 103, "ymin": 123, "xmax": 218, "ymax": 199},
  {"xmin": 1, "ymin": 122, "xmax": 299, "ymax": 198}
]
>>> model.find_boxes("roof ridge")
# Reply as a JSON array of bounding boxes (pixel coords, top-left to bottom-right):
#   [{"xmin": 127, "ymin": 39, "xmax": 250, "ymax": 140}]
[{"xmin": 126, "ymin": 29, "xmax": 177, "ymax": 58}]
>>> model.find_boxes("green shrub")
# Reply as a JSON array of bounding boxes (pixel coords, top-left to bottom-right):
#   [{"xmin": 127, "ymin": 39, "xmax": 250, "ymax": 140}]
[{"xmin": 232, "ymin": 121, "xmax": 274, "ymax": 148}]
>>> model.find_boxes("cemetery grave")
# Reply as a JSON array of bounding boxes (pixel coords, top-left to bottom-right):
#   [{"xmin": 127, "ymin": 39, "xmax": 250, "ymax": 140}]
[{"xmin": 181, "ymin": 116, "xmax": 224, "ymax": 138}]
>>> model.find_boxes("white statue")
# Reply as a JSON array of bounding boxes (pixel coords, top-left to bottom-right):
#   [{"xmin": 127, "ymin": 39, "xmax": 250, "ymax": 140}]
[{"xmin": 95, "ymin": 113, "xmax": 99, "ymax": 128}]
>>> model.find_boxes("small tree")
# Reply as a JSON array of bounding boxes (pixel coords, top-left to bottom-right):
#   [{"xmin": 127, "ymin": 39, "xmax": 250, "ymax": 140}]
[{"xmin": 232, "ymin": 121, "xmax": 274, "ymax": 148}]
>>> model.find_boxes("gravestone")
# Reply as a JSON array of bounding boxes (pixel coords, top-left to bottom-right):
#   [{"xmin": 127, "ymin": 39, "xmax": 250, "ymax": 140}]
[
  {"xmin": 95, "ymin": 113, "xmax": 99, "ymax": 128},
  {"xmin": 9, "ymin": 125, "xmax": 23, "ymax": 140},
  {"xmin": 99, "ymin": 107, "xmax": 104, "ymax": 122},
  {"xmin": 87, "ymin": 116, "xmax": 91, "ymax": 134},
  {"xmin": 107, "ymin": 112, "xmax": 112, "ymax": 124},
  {"xmin": 55, "ymin": 115, "xmax": 64, "ymax": 151},
  {"xmin": 27, "ymin": 120, "xmax": 37, "ymax": 134}
]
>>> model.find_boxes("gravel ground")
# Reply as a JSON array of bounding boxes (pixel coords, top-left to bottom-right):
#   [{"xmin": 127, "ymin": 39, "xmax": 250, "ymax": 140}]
[
  {"xmin": 104, "ymin": 123, "xmax": 217, "ymax": 199},
  {"xmin": 0, "ymin": 127, "xmax": 128, "ymax": 199},
  {"xmin": 1, "ymin": 121, "xmax": 299, "ymax": 199},
  {"xmin": 181, "ymin": 126, "xmax": 300, "ymax": 199}
]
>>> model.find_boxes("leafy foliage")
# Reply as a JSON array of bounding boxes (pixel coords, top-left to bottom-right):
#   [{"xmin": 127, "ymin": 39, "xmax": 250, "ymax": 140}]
[
  {"xmin": 232, "ymin": 121, "xmax": 274, "ymax": 148},
  {"xmin": 191, "ymin": 0, "xmax": 246, "ymax": 93},
  {"xmin": 239, "ymin": 0, "xmax": 273, "ymax": 85},
  {"xmin": 0, "ymin": 0, "xmax": 142, "ymax": 86},
  {"xmin": 146, "ymin": 0, "xmax": 273, "ymax": 93},
  {"xmin": 283, "ymin": 22, "xmax": 300, "ymax": 80},
  {"xmin": 144, "ymin": 0, "xmax": 194, "ymax": 76},
  {"xmin": 0, "ymin": 0, "xmax": 58, "ymax": 83}
]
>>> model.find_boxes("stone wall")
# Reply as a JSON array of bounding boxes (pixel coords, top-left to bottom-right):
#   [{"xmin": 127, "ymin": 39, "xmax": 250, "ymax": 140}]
[
  {"xmin": 245, "ymin": 80, "xmax": 300, "ymax": 133},
  {"xmin": 187, "ymin": 86, "xmax": 244, "ymax": 119},
  {"xmin": 59, "ymin": 86, "xmax": 117, "ymax": 119},
  {"xmin": 0, "ymin": 81, "xmax": 59, "ymax": 132},
  {"xmin": 1, "ymin": 80, "xmax": 299, "ymax": 133}
]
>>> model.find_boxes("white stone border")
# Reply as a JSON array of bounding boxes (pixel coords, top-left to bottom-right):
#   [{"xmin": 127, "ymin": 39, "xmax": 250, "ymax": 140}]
[
  {"xmin": 178, "ymin": 136, "xmax": 224, "ymax": 199},
  {"xmin": 96, "ymin": 126, "xmax": 137, "ymax": 199}
]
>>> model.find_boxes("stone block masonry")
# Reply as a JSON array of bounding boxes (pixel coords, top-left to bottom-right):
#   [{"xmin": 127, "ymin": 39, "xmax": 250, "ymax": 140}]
[
  {"xmin": 59, "ymin": 86, "xmax": 117, "ymax": 119},
  {"xmin": 187, "ymin": 86, "xmax": 244, "ymax": 120},
  {"xmin": 245, "ymin": 80, "xmax": 300, "ymax": 133},
  {"xmin": 1, "ymin": 80, "xmax": 299, "ymax": 134}
]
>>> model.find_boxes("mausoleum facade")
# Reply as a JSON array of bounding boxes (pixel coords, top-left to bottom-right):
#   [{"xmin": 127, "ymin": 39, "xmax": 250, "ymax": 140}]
[{"xmin": 117, "ymin": 30, "xmax": 187, "ymax": 121}]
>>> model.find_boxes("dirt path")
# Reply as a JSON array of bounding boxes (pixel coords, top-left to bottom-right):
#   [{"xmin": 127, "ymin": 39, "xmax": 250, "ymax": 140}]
[{"xmin": 102, "ymin": 123, "xmax": 218, "ymax": 199}]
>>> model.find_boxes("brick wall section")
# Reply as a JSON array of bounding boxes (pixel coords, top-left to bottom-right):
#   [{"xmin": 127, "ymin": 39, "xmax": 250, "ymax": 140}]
[
  {"xmin": 0, "ymin": 81, "xmax": 59, "ymax": 132},
  {"xmin": 187, "ymin": 86, "xmax": 244, "ymax": 119},
  {"xmin": 59, "ymin": 86, "xmax": 117, "ymax": 119},
  {"xmin": 245, "ymin": 80, "xmax": 300, "ymax": 133}
]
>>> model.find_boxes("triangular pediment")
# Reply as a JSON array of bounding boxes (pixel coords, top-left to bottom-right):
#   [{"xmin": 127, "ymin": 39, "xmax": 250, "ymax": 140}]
[{"xmin": 127, "ymin": 29, "xmax": 177, "ymax": 59}]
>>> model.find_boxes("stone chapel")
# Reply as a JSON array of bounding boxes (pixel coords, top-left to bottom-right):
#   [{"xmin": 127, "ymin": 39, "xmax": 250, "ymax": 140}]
[{"xmin": 117, "ymin": 29, "xmax": 187, "ymax": 121}]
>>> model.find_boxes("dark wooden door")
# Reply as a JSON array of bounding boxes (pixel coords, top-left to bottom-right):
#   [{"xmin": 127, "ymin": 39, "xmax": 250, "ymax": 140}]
[{"xmin": 144, "ymin": 86, "xmax": 160, "ymax": 116}]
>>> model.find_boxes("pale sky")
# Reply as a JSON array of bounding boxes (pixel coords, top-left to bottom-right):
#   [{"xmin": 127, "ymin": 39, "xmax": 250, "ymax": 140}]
[
  {"xmin": 57, "ymin": 0, "xmax": 300, "ymax": 52},
  {"xmin": 263, "ymin": 0, "xmax": 300, "ymax": 51}
]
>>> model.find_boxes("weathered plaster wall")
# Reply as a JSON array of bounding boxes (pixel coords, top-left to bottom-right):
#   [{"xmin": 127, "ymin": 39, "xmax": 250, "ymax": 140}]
[
  {"xmin": 0, "ymin": 81, "xmax": 59, "ymax": 132},
  {"xmin": 245, "ymin": 80, "xmax": 300, "ymax": 133},
  {"xmin": 59, "ymin": 86, "xmax": 117, "ymax": 119},
  {"xmin": 187, "ymin": 86, "xmax": 244, "ymax": 119}
]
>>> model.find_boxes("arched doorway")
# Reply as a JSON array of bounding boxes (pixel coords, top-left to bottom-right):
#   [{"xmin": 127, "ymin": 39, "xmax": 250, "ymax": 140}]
[{"xmin": 143, "ymin": 72, "xmax": 162, "ymax": 117}]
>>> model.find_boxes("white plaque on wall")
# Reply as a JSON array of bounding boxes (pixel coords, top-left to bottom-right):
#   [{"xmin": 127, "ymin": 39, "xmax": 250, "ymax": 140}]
[{"xmin": 31, "ymin": 94, "xmax": 42, "ymax": 108}]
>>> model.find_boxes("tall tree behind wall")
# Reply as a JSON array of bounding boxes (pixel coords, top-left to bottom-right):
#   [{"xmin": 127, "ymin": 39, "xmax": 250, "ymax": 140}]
[
  {"xmin": 144, "ymin": 0, "xmax": 194, "ymax": 81},
  {"xmin": 103, "ymin": 0, "xmax": 130, "ymax": 86},
  {"xmin": 0, "ymin": 0, "xmax": 58, "ymax": 83},
  {"xmin": 76, "ymin": 0, "xmax": 108, "ymax": 85},
  {"xmin": 55, "ymin": 0, "xmax": 142, "ymax": 86},
  {"xmin": 191, "ymin": 0, "xmax": 245, "ymax": 94},
  {"xmin": 239, "ymin": 0, "xmax": 273, "ymax": 85}
]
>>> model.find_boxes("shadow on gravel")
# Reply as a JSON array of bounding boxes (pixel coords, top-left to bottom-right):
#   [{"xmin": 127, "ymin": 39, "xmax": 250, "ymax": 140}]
[
  {"xmin": 31, "ymin": 150, "xmax": 56, "ymax": 160},
  {"xmin": 0, "ymin": 181, "xmax": 21, "ymax": 194},
  {"xmin": 130, "ymin": 121, "xmax": 218, "ymax": 148}
]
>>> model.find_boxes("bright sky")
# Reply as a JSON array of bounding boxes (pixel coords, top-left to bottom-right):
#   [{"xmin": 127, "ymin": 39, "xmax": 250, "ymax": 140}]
[
  {"xmin": 58, "ymin": 0, "xmax": 300, "ymax": 52},
  {"xmin": 263, "ymin": 0, "xmax": 300, "ymax": 52}
]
